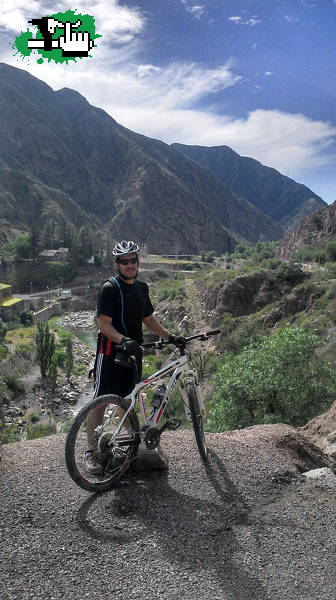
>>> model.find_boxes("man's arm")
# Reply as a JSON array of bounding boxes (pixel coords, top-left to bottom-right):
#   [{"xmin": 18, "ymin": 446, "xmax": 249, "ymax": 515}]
[
  {"xmin": 142, "ymin": 314, "xmax": 170, "ymax": 340},
  {"xmin": 98, "ymin": 314, "xmax": 124, "ymax": 344}
]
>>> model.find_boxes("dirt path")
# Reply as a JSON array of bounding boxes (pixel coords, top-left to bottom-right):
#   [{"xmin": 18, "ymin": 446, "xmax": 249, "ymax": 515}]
[{"xmin": 1, "ymin": 424, "xmax": 336, "ymax": 600}]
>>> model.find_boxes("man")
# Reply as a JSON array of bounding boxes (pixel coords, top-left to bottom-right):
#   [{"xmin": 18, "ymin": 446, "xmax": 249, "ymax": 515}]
[{"xmin": 84, "ymin": 240, "xmax": 186, "ymax": 473}]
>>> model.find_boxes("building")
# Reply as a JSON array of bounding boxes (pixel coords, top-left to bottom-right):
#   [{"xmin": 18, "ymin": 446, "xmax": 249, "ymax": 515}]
[
  {"xmin": 38, "ymin": 248, "xmax": 69, "ymax": 262},
  {"xmin": 0, "ymin": 283, "xmax": 24, "ymax": 321}
]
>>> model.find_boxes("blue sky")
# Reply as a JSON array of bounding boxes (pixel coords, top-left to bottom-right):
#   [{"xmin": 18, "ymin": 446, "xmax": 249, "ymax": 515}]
[{"xmin": 1, "ymin": 0, "xmax": 336, "ymax": 203}]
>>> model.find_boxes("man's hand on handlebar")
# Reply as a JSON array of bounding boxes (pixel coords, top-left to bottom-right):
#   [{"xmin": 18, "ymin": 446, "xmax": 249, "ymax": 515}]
[
  {"xmin": 168, "ymin": 333, "xmax": 187, "ymax": 349},
  {"xmin": 120, "ymin": 337, "xmax": 140, "ymax": 355}
]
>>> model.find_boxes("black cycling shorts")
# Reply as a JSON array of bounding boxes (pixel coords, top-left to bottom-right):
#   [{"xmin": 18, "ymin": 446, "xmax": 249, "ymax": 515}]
[{"xmin": 93, "ymin": 353, "xmax": 140, "ymax": 399}]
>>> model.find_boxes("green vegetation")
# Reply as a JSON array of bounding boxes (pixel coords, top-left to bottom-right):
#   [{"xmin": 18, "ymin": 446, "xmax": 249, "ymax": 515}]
[
  {"xmin": 3, "ymin": 375, "xmax": 25, "ymax": 395},
  {"xmin": 207, "ymin": 326, "xmax": 336, "ymax": 432},
  {"xmin": 0, "ymin": 423, "xmax": 21, "ymax": 444},
  {"xmin": 65, "ymin": 336, "xmax": 74, "ymax": 382},
  {"xmin": 35, "ymin": 321, "xmax": 55, "ymax": 377},
  {"xmin": 26, "ymin": 422, "xmax": 57, "ymax": 440},
  {"xmin": 0, "ymin": 319, "xmax": 7, "ymax": 344}
]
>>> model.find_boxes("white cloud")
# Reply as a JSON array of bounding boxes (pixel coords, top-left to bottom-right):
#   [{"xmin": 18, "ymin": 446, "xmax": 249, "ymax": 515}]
[
  {"xmin": 229, "ymin": 15, "xmax": 262, "ymax": 26},
  {"xmin": 0, "ymin": 0, "xmax": 145, "ymax": 45},
  {"xmin": 186, "ymin": 5, "xmax": 205, "ymax": 19},
  {"xmin": 285, "ymin": 15, "xmax": 299, "ymax": 23},
  {"xmin": 264, "ymin": 71, "xmax": 273, "ymax": 76}
]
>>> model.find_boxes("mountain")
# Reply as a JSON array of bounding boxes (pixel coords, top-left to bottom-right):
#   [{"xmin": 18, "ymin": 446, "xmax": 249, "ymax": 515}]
[
  {"xmin": 276, "ymin": 200, "xmax": 336, "ymax": 259},
  {"xmin": 0, "ymin": 63, "xmax": 284, "ymax": 254},
  {"xmin": 172, "ymin": 143, "xmax": 326, "ymax": 231}
]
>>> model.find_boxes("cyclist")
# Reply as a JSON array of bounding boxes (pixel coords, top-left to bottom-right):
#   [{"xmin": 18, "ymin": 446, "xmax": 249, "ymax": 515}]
[{"xmin": 84, "ymin": 240, "xmax": 186, "ymax": 473}]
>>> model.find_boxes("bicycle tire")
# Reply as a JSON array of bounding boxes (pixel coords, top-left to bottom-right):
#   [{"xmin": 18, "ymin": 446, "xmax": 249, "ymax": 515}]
[
  {"xmin": 65, "ymin": 394, "xmax": 140, "ymax": 493},
  {"xmin": 187, "ymin": 381, "xmax": 207, "ymax": 461}
]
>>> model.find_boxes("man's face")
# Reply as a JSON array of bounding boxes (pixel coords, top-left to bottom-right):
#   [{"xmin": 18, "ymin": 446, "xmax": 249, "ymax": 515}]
[{"xmin": 116, "ymin": 253, "xmax": 139, "ymax": 278}]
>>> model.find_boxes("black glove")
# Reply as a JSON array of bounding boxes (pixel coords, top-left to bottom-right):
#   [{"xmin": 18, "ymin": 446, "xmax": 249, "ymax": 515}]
[
  {"xmin": 120, "ymin": 337, "xmax": 140, "ymax": 355},
  {"xmin": 168, "ymin": 334, "xmax": 187, "ymax": 349}
]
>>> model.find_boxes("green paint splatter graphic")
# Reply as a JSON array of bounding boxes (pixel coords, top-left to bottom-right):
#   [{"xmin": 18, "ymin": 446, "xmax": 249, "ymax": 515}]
[{"xmin": 12, "ymin": 10, "xmax": 101, "ymax": 64}]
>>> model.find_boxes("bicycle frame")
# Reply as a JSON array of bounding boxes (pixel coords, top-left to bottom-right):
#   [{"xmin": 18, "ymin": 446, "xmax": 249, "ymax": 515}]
[{"xmin": 112, "ymin": 353, "xmax": 197, "ymax": 438}]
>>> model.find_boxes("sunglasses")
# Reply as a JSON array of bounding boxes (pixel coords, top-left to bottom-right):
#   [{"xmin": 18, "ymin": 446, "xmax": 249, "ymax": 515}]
[{"xmin": 117, "ymin": 257, "xmax": 138, "ymax": 265}]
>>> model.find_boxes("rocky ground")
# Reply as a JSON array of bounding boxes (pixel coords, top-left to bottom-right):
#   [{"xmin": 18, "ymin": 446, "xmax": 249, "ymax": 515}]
[
  {"xmin": 1, "ymin": 312, "xmax": 97, "ymax": 435},
  {"xmin": 1, "ymin": 424, "xmax": 336, "ymax": 600}
]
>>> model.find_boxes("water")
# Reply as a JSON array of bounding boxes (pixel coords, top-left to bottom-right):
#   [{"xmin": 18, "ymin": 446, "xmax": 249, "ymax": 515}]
[{"xmin": 73, "ymin": 329, "xmax": 97, "ymax": 352}]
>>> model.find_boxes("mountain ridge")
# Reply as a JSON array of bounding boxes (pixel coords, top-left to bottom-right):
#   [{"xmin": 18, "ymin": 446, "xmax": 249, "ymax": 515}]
[{"xmin": 0, "ymin": 62, "xmax": 324, "ymax": 253}]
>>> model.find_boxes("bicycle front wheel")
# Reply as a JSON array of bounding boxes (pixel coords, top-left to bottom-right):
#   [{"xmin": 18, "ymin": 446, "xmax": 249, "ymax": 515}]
[
  {"xmin": 187, "ymin": 381, "xmax": 207, "ymax": 461},
  {"xmin": 65, "ymin": 394, "xmax": 140, "ymax": 493}
]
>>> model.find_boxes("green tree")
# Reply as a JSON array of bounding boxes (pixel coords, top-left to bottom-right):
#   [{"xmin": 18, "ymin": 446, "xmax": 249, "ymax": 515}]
[
  {"xmin": 19, "ymin": 310, "xmax": 34, "ymax": 327},
  {"xmin": 29, "ymin": 224, "xmax": 40, "ymax": 259},
  {"xmin": 65, "ymin": 335, "xmax": 74, "ymax": 382},
  {"xmin": 325, "ymin": 241, "xmax": 336, "ymax": 263},
  {"xmin": 0, "ymin": 319, "xmax": 7, "ymax": 344},
  {"xmin": 48, "ymin": 352, "xmax": 58, "ymax": 384},
  {"xmin": 207, "ymin": 326, "xmax": 336, "ymax": 432},
  {"xmin": 35, "ymin": 321, "xmax": 55, "ymax": 377},
  {"xmin": 14, "ymin": 234, "xmax": 31, "ymax": 260}
]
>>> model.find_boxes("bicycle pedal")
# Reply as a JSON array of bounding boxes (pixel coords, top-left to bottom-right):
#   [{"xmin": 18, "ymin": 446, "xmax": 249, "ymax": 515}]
[{"xmin": 166, "ymin": 419, "xmax": 181, "ymax": 431}]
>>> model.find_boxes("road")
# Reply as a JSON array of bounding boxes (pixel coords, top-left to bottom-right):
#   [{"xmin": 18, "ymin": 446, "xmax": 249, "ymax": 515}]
[{"xmin": 1, "ymin": 424, "xmax": 336, "ymax": 600}]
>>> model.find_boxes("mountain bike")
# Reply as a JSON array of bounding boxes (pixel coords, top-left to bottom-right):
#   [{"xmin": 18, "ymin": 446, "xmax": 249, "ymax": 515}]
[{"xmin": 65, "ymin": 329, "xmax": 222, "ymax": 492}]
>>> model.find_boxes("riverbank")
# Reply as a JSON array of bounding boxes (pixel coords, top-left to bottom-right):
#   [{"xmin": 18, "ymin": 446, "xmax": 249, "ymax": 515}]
[{"xmin": 1, "ymin": 312, "xmax": 97, "ymax": 441}]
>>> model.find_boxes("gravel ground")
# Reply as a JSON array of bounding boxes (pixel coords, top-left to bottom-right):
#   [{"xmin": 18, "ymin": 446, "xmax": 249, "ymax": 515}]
[{"xmin": 1, "ymin": 424, "xmax": 336, "ymax": 600}]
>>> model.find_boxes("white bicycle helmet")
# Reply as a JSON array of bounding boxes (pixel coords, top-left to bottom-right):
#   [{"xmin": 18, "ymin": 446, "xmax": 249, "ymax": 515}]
[{"xmin": 112, "ymin": 240, "xmax": 139, "ymax": 257}]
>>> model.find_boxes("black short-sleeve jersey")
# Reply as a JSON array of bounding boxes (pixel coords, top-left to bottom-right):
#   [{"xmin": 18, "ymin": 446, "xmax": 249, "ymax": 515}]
[{"xmin": 96, "ymin": 276, "xmax": 154, "ymax": 345}]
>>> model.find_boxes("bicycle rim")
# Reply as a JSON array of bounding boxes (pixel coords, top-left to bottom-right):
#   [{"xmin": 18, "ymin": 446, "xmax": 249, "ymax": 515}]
[
  {"xmin": 187, "ymin": 382, "xmax": 207, "ymax": 460},
  {"xmin": 65, "ymin": 394, "xmax": 140, "ymax": 492}
]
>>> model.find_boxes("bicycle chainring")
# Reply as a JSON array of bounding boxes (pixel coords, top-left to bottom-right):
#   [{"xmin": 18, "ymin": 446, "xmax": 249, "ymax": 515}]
[{"xmin": 144, "ymin": 427, "xmax": 161, "ymax": 450}]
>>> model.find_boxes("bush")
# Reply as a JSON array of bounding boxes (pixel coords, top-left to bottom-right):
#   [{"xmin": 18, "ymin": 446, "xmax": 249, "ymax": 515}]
[
  {"xmin": 275, "ymin": 262, "xmax": 305, "ymax": 285},
  {"xmin": 0, "ymin": 319, "xmax": 7, "ymax": 344},
  {"xmin": 3, "ymin": 375, "xmax": 25, "ymax": 395},
  {"xmin": 207, "ymin": 326, "xmax": 336, "ymax": 432},
  {"xmin": 26, "ymin": 422, "xmax": 56, "ymax": 440},
  {"xmin": 325, "ymin": 241, "xmax": 336, "ymax": 262},
  {"xmin": 55, "ymin": 349, "xmax": 66, "ymax": 366},
  {"xmin": 29, "ymin": 412, "xmax": 40, "ymax": 423},
  {"xmin": 19, "ymin": 311, "xmax": 34, "ymax": 327},
  {"xmin": 0, "ymin": 346, "xmax": 8, "ymax": 361},
  {"xmin": 0, "ymin": 423, "xmax": 21, "ymax": 445},
  {"xmin": 154, "ymin": 269, "xmax": 169, "ymax": 279},
  {"xmin": 325, "ymin": 282, "xmax": 336, "ymax": 299}
]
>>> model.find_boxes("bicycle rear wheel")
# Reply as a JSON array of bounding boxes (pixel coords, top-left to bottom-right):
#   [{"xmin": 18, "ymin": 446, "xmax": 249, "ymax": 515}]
[
  {"xmin": 65, "ymin": 394, "xmax": 140, "ymax": 493},
  {"xmin": 187, "ymin": 381, "xmax": 207, "ymax": 460}
]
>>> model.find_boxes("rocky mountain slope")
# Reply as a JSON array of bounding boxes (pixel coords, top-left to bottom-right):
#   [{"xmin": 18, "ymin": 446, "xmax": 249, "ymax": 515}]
[
  {"xmin": 0, "ymin": 62, "xmax": 284, "ymax": 254},
  {"xmin": 173, "ymin": 143, "xmax": 326, "ymax": 231},
  {"xmin": 276, "ymin": 200, "xmax": 336, "ymax": 259}
]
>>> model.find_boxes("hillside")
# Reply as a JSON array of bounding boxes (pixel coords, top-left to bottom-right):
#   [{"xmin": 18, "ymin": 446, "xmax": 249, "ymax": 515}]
[
  {"xmin": 276, "ymin": 200, "xmax": 336, "ymax": 259},
  {"xmin": 172, "ymin": 143, "xmax": 326, "ymax": 231},
  {"xmin": 0, "ymin": 62, "xmax": 284, "ymax": 254}
]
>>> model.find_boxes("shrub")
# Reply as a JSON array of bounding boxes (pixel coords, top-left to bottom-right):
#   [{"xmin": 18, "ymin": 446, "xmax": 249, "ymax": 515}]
[
  {"xmin": 3, "ymin": 375, "xmax": 25, "ymax": 395},
  {"xmin": 0, "ymin": 423, "xmax": 21, "ymax": 445},
  {"xmin": 0, "ymin": 319, "xmax": 7, "ymax": 344},
  {"xmin": 54, "ymin": 349, "xmax": 66, "ymax": 366},
  {"xmin": 325, "ymin": 241, "xmax": 336, "ymax": 262},
  {"xmin": 0, "ymin": 346, "xmax": 8, "ymax": 361},
  {"xmin": 207, "ymin": 326, "xmax": 336, "ymax": 432},
  {"xmin": 19, "ymin": 311, "xmax": 34, "ymax": 327},
  {"xmin": 275, "ymin": 262, "xmax": 305, "ymax": 285},
  {"xmin": 154, "ymin": 269, "xmax": 169, "ymax": 279},
  {"xmin": 325, "ymin": 282, "xmax": 336, "ymax": 299},
  {"xmin": 29, "ymin": 412, "xmax": 40, "ymax": 423},
  {"xmin": 26, "ymin": 422, "xmax": 56, "ymax": 440}
]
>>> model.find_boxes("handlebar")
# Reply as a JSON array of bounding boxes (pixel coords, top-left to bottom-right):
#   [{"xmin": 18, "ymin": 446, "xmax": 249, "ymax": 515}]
[{"xmin": 141, "ymin": 328, "xmax": 222, "ymax": 350}]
